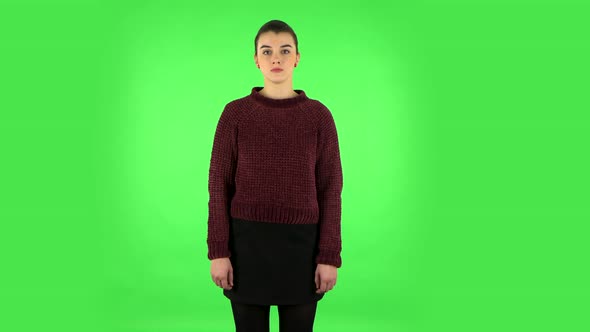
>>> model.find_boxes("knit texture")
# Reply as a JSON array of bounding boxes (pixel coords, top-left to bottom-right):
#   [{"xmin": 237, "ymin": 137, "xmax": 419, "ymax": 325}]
[{"xmin": 207, "ymin": 87, "xmax": 343, "ymax": 268}]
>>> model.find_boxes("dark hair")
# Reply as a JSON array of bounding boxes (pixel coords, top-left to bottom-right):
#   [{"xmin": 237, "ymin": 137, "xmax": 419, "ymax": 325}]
[{"xmin": 254, "ymin": 20, "xmax": 299, "ymax": 55}]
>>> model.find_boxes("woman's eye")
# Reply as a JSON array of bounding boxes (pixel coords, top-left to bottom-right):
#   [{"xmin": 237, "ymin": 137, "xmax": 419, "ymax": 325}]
[{"xmin": 261, "ymin": 50, "xmax": 289, "ymax": 55}]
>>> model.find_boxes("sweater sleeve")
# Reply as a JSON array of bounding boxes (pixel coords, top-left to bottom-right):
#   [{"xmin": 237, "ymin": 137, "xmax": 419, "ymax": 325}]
[
  {"xmin": 315, "ymin": 106, "xmax": 343, "ymax": 268},
  {"xmin": 207, "ymin": 103, "xmax": 239, "ymax": 260}
]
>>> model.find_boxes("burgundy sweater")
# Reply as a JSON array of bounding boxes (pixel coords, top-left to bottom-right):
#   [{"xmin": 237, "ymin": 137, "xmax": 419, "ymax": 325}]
[{"xmin": 207, "ymin": 87, "xmax": 343, "ymax": 268}]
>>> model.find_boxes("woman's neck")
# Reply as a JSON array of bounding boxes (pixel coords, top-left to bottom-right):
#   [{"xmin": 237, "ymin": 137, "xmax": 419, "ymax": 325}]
[{"xmin": 260, "ymin": 80, "xmax": 299, "ymax": 99}]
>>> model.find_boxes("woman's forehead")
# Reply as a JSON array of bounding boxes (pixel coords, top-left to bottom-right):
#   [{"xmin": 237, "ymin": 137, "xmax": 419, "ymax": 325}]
[{"xmin": 258, "ymin": 31, "xmax": 294, "ymax": 46}]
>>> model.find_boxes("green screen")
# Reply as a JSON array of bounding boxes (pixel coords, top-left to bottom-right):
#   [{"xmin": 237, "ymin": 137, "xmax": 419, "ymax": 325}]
[{"xmin": 1, "ymin": 0, "xmax": 588, "ymax": 331}]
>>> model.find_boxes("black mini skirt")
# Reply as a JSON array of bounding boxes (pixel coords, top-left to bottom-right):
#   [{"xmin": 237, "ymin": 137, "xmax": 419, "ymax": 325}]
[{"xmin": 223, "ymin": 217, "xmax": 325, "ymax": 305}]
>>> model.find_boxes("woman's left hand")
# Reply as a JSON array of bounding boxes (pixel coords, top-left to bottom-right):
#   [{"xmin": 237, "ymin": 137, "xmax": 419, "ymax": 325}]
[{"xmin": 315, "ymin": 263, "xmax": 337, "ymax": 293}]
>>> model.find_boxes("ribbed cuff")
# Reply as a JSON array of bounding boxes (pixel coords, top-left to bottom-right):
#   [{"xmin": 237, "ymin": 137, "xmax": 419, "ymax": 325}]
[
  {"xmin": 208, "ymin": 240, "xmax": 231, "ymax": 260},
  {"xmin": 315, "ymin": 249, "xmax": 342, "ymax": 268}
]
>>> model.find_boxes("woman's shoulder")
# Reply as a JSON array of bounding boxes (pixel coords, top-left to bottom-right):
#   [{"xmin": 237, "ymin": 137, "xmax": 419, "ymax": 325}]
[
  {"xmin": 304, "ymin": 98, "xmax": 335, "ymax": 123},
  {"xmin": 300, "ymin": 94, "xmax": 329, "ymax": 112},
  {"xmin": 224, "ymin": 94, "xmax": 252, "ymax": 109},
  {"xmin": 219, "ymin": 94, "xmax": 257, "ymax": 122},
  {"xmin": 215, "ymin": 94, "xmax": 253, "ymax": 126}
]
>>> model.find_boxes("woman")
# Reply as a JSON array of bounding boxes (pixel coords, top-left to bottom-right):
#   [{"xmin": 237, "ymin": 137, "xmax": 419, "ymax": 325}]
[{"xmin": 207, "ymin": 19, "xmax": 343, "ymax": 332}]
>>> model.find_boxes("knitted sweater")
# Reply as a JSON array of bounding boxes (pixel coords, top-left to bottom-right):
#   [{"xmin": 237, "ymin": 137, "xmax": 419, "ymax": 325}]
[{"xmin": 207, "ymin": 87, "xmax": 343, "ymax": 268}]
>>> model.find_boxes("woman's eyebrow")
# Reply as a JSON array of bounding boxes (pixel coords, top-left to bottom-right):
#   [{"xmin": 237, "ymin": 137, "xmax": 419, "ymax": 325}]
[{"xmin": 259, "ymin": 44, "xmax": 293, "ymax": 49}]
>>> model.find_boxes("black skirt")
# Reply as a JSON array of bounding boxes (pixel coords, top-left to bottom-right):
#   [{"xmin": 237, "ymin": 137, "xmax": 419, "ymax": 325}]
[{"xmin": 223, "ymin": 217, "xmax": 325, "ymax": 305}]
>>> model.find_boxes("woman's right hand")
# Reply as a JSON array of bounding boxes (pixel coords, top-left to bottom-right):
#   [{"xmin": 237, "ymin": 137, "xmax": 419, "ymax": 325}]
[{"xmin": 211, "ymin": 257, "xmax": 234, "ymax": 290}]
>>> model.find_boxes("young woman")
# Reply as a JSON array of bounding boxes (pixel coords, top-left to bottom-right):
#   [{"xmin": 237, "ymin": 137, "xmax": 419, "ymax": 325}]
[{"xmin": 207, "ymin": 19, "xmax": 343, "ymax": 331}]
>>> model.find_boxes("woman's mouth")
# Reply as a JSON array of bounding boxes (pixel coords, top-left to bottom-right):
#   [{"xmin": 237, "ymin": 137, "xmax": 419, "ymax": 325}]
[{"xmin": 271, "ymin": 68, "xmax": 283, "ymax": 73}]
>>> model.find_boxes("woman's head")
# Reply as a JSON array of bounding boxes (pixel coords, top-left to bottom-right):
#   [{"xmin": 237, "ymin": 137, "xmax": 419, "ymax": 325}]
[
  {"xmin": 254, "ymin": 20, "xmax": 300, "ymax": 86},
  {"xmin": 254, "ymin": 20, "xmax": 299, "ymax": 56}
]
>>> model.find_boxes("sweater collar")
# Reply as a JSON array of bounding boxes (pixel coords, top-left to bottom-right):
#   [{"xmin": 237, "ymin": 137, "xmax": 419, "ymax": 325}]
[{"xmin": 250, "ymin": 87, "xmax": 308, "ymax": 108}]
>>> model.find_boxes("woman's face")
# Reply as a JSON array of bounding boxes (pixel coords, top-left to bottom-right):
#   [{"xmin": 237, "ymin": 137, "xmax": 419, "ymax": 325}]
[{"xmin": 254, "ymin": 31, "xmax": 300, "ymax": 85}]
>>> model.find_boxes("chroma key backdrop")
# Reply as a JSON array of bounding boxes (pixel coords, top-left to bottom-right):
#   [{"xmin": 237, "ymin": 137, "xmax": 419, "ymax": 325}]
[{"xmin": 1, "ymin": 1, "xmax": 588, "ymax": 331}]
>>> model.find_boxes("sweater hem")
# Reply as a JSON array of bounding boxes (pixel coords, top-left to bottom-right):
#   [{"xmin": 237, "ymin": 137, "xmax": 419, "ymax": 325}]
[{"xmin": 231, "ymin": 201, "xmax": 319, "ymax": 225}]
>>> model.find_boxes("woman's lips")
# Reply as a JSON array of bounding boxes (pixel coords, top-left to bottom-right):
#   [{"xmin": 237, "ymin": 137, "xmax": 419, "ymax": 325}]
[{"xmin": 271, "ymin": 68, "xmax": 283, "ymax": 72}]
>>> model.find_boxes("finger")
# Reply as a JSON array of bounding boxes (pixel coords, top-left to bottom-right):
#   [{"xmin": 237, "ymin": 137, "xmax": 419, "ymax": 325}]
[
  {"xmin": 221, "ymin": 279, "xmax": 229, "ymax": 289},
  {"xmin": 316, "ymin": 281, "xmax": 324, "ymax": 293},
  {"xmin": 315, "ymin": 269, "xmax": 320, "ymax": 289},
  {"xmin": 229, "ymin": 269, "xmax": 234, "ymax": 287}
]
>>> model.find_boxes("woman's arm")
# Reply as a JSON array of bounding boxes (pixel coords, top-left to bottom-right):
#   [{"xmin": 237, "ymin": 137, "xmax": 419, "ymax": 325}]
[
  {"xmin": 207, "ymin": 104, "xmax": 239, "ymax": 260},
  {"xmin": 315, "ymin": 107, "xmax": 343, "ymax": 268}
]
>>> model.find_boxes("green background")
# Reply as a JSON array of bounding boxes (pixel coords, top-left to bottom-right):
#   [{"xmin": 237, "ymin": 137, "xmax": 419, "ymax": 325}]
[{"xmin": 1, "ymin": 0, "xmax": 588, "ymax": 331}]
